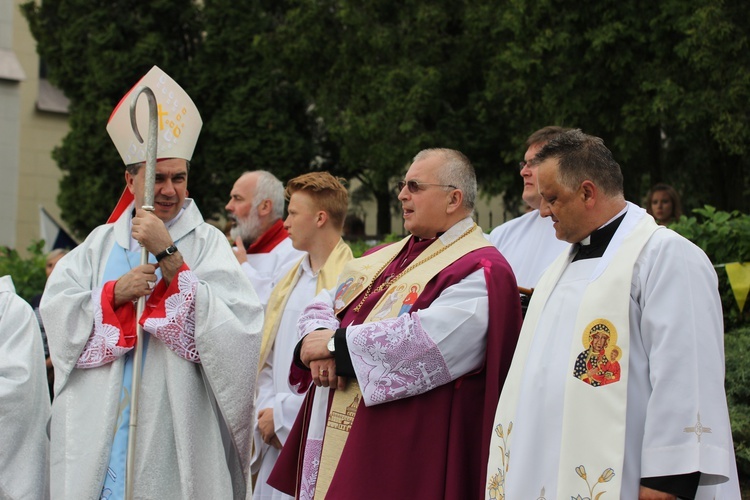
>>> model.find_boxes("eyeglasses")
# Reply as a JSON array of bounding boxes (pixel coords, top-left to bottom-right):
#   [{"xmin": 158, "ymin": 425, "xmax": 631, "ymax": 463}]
[
  {"xmin": 397, "ymin": 180, "xmax": 458, "ymax": 193},
  {"xmin": 518, "ymin": 159, "xmax": 537, "ymax": 170}
]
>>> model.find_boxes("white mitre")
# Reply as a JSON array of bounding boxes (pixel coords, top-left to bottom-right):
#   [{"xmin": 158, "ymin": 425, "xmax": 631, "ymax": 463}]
[{"xmin": 106, "ymin": 65, "xmax": 202, "ymax": 165}]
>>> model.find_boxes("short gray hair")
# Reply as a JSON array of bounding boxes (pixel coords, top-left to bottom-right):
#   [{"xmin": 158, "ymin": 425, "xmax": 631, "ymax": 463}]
[
  {"xmin": 412, "ymin": 148, "xmax": 477, "ymax": 211},
  {"xmin": 249, "ymin": 170, "xmax": 285, "ymax": 220},
  {"xmin": 535, "ymin": 130, "xmax": 624, "ymax": 197}
]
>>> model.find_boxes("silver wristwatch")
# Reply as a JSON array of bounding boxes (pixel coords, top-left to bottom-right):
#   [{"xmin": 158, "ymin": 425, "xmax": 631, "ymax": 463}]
[{"xmin": 327, "ymin": 335, "xmax": 336, "ymax": 356}]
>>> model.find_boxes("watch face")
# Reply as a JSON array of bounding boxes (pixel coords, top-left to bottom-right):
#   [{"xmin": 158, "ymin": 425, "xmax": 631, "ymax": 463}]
[{"xmin": 327, "ymin": 336, "xmax": 335, "ymax": 353}]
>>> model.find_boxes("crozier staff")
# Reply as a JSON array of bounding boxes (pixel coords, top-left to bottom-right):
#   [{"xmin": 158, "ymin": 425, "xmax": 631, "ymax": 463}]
[{"xmin": 42, "ymin": 66, "xmax": 263, "ymax": 499}]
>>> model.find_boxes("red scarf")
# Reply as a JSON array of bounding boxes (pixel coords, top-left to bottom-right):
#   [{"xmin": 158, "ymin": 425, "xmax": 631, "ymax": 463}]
[{"xmin": 246, "ymin": 219, "xmax": 289, "ymax": 254}]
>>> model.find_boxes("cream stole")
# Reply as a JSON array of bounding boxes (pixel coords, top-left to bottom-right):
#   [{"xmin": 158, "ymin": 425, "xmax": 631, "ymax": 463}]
[
  {"xmin": 486, "ymin": 207, "xmax": 659, "ymax": 499},
  {"xmin": 314, "ymin": 222, "xmax": 491, "ymax": 498},
  {"xmin": 258, "ymin": 239, "xmax": 353, "ymax": 373}
]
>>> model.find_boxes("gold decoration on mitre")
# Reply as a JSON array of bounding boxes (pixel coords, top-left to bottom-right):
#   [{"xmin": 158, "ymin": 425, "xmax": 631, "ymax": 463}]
[{"xmin": 106, "ymin": 65, "xmax": 202, "ymax": 165}]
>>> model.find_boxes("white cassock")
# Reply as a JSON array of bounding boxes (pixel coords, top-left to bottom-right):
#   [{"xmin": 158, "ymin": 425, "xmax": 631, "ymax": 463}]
[
  {"xmin": 488, "ymin": 204, "xmax": 740, "ymax": 499},
  {"xmin": 251, "ymin": 258, "xmax": 315, "ymax": 500},
  {"xmin": 243, "ymin": 238, "xmax": 305, "ymax": 308},
  {"xmin": 0, "ymin": 275, "xmax": 50, "ymax": 500},
  {"xmin": 42, "ymin": 199, "xmax": 263, "ymax": 500},
  {"xmin": 487, "ymin": 209, "xmax": 568, "ymax": 289}
]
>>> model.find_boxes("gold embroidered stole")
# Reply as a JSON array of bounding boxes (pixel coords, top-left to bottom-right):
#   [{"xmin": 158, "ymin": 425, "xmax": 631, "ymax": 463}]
[
  {"xmin": 486, "ymin": 211, "xmax": 659, "ymax": 499},
  {"xmin": 258, "ymin": 239, "xmax": 353, "ymax": 373},
  {"xmin": 314, "ymin": 224, "xmax": 491, "ymax": 498}
]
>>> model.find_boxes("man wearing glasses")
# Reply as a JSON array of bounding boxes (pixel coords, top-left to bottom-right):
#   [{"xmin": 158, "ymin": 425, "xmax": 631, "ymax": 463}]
[
  {"xmin": 488, "ymin": 126, "xmax": 570, "ymax": 292},
  {"xmin": 268, "ymin": 148, "xmax": 522, "ymax": 499}
]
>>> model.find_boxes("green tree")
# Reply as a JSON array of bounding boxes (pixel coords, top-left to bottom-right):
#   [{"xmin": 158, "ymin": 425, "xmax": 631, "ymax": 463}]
[
  {"xmin": 22, "ymin": 0, "xmax": 203, "ymax": 238},
  {"xmin": 189, "ymin": 0, "xmax": 318, "ymax": 219},
  {"xmin": 724, "ymin": 326, "xmax": 750, "ymax": 480},
  {"xmin": 644, "ymin": 1, "xmax": 750, "ymax": 212},
  {"xmin": 23, "ymin": 0, "xmax": 750, "ymax": 237},
  {"xmin": 479, "ymin": 0, "xmax": 750, "ymax": 213},
  {"xmin": 269, "ymin": 0, "xmax": 517, "ymax": 235},
  {"xmin": 0, "ymin": 241, "xmax": 46, "ymax": 302}
]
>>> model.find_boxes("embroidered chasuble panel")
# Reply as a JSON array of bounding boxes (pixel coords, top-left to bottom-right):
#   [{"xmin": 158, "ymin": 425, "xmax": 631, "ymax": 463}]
[{"xmin": 333, "ymin": 225, "xmax": 491, "ymax": 318}]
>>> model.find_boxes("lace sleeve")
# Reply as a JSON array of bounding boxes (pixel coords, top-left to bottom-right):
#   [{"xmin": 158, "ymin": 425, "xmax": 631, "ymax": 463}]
[
  {"xmin": 296, "ymin": 300, "xmax": 340, "ymax": 340},
  {"xmin": 75, "ymin": 285, "xmax": 136, "ymax": 368},
  {"xmin": 141, "ymin": 267, "xmax": 200, "ymax": 363}
]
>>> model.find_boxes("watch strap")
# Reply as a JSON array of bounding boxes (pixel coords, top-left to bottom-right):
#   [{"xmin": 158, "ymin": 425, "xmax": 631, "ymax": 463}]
[
  {"xmin": 156, "ymin": 245, "xmax": 178, "ymax": 262},
  {"xmin": 332, "ymin": 328, "xmax": 355, "ymax": 377}
]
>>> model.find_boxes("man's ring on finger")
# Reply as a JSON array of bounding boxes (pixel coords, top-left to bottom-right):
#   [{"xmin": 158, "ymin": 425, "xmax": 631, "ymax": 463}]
[
  {"xmin": 320, "ymin": 368, "xmax": 329, "ymax": 377},
  {"xmin": 147, "ymin": 280, "xmax": 155, "ymax": 290}
]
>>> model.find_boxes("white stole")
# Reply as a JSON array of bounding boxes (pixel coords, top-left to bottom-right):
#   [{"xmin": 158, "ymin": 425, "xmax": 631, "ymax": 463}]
[{"xmin": 486, "ymin": 205, "xmax": 660, "ymax": 499}]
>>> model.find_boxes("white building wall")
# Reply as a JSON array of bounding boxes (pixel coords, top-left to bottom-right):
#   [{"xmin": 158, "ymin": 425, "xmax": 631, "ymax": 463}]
[
  {"xmin": 0, "ymin": 0, "xmax": 23, "ymax": 249},
  {"xmin": 10, "ymin": 0, "xmax": 70, "ymax": 254}
]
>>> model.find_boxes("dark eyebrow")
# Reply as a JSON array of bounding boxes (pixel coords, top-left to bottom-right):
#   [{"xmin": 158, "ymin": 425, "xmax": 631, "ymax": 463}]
[{"xmin": 155, "ymin": 171, "xmax": 187, "ymax": 179}]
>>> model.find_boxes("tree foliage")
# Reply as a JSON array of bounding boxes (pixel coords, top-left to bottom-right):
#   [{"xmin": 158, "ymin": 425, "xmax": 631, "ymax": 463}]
[
  {"xmin": 189, "ymin": 0, "xmax": 317, "ymax": 220},
  {"xmin": 724, "ymin": 326, "xmax": 750, "ymax": 478},
  {"xmin": 0, "ymin": 241, "xmax": 46, "ymax": 303},
  {"xmin": 479, "ymin": 0, "xmax": 750, "ymax": 212},
  {"xmin": 269, "ymin": 0, "xmax": 515, "ymax": 234},
  {"xmin": 21, "ymin": 0, "xmax": 750, "ymax": 238}
]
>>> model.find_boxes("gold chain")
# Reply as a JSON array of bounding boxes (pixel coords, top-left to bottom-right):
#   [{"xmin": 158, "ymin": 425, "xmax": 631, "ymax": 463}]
[{"xmin": 352, "ymin": 224, "xmax": 477, "ymax": 313}]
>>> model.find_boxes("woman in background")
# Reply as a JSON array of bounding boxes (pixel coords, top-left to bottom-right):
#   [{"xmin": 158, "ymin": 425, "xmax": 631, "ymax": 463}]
[{"xmin": 645, "ymin": 183, "xmax": 682, "ymax": 225}]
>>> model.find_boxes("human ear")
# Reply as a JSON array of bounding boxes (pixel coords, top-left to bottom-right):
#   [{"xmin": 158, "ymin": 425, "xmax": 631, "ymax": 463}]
[
  {"xmin": 125, "ymin": 171, "xmax": 136, "ymax": 194},
  {"xmin": 257, "ymin": 199, "xmax": 273, "ymax": 217},
  {"xmin": 446, "ymin": 189, "xmax": 464, "ymax": 214},
  {"xmin": 580, "ymin": 180, "xmax": 596, "ymax": 204}
]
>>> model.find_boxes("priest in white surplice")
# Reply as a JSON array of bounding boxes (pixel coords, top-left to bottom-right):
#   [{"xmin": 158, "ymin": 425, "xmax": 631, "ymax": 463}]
[
  {"xmin": 486, "ymin": 130, "xmax": 740, "ymax": 499},
  {"xmin": 251, "ymin": 172, "xmax": 353, "ymax": 499},
  {"xmin": 488, "ymin": 126, "xmax": 569, "ymax": 290},
  {"xmin": 41, "ymin": 66, "xmax": 263, "ymax": 500},
  {"xmin": 0, "ymin": 275, "xmax": 50, "ymax": 500},
  {"xmin": 226, "ymin": 171, "xmax": 305, "ymax": 308}
]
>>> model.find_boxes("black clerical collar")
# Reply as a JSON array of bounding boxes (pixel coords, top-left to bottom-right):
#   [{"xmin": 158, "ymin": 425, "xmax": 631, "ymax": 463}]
[
  {"xmin": 412, "ymin": 231, "xmax": 443, "ymax": 243},
  {"xmin": 573, "ymin": 211, "xmax": 627, "ymax": 261}
]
